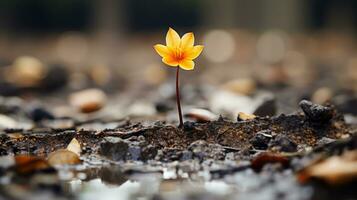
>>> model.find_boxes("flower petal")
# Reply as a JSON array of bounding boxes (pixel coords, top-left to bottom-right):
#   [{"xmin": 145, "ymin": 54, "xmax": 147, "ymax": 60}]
[
  {"xmin": 154, "ymin": 44, "xmax": 170, "ymax": 58},
  {"xmin": 166, "ymin": 28, "xmax": 181, "ymax": 48},
  {"xmin": 179, "ymin": 60, "xmax": 195, "ymax": 70},
  {"xmin": 180, "ymin": 32, "xmax": 194, "ymax": 49},
  {"xmin": 162, "ymin": 57, "xmax": 179, "ymax": 67},
  {"xmin": 185, "ymin": 45, "xmax": 204, "ymax": 60}
]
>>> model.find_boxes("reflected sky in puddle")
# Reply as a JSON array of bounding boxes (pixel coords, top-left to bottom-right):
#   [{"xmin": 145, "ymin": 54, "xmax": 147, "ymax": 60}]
[
  {"xmin": 68, "ymin": 178, "xmax": 234, "ymax": 200},
  {"xmin": 65, "ymin": 166, "xmax": 234, "ymax": 200},
  {"xmin": 63, "ymin": 165, "xmax": 312, "ymax": 200},
  {"xmin": 69, "ymin": 179, "xmax": 141, "ymax": 200},
  {"xmin": 0, "ymin": 160, "xmax": 312, "ymax": 200},
  {"xmin": 0, "ymin": 156, "xmax": 312, "ymax": 200}
]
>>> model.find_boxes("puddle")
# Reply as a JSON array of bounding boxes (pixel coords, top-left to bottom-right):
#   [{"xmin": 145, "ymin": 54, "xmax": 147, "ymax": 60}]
[
  {"xmin": 69, "ymin": 179, "xmax": 141, "ymax": 200},
  {"xmin": 64, "ymin": 170, "xmax": 235, "ymax": 200},
  {"xmin": 0, "ymin": 146, "xmax": 356, "ymax": 200}
]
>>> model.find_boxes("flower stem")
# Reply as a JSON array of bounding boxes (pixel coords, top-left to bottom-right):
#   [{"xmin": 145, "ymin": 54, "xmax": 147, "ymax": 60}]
[{"xmin": 176, "ymin": 67, "xmax": 184, "ymax": 128}]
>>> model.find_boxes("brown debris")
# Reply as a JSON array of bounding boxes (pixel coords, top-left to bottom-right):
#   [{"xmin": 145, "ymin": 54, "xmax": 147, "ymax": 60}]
[
  {"xmin": 237, "ymin": 112, "xmax": 256, "ymax": 121},
  {"xmin": 47, "ymin": 149, "xmax": 81, "ymax": 166},
  {"xmin": 298, "ymin": 150, "xmax": 357, "ymax": 185},
  {"xmin": 251, "ymin": 153, "xmax": 289, "ymax": 171},
  {"xmin": 14, "ymin": 155, "xmax": 51, "ymax": 175}
]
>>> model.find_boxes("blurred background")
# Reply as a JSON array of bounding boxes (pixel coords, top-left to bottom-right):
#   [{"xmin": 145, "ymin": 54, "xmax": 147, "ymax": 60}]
[{"xmin": 0, "ymin": 0, "xmax": 356, "ymax": 123}]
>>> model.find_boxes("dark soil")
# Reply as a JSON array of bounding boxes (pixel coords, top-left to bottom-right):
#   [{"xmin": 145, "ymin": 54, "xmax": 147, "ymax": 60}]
[{"xmin": 0, "ymin": 100, "xmax": 356, "ymax": 200}]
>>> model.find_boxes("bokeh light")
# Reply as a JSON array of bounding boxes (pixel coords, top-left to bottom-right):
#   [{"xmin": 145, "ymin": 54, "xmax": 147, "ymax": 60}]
[{"xmin": 203, "ymin": 30, "xmax": 235, "ymax": 63}]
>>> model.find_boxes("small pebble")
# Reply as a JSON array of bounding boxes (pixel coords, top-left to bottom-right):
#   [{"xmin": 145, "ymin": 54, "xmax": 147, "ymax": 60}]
[
  {"xmin": 185, "ymin": 108, "xmax": 217, "ymax": 122},
  {"xmin": 270, "ymin": 135, "xmax": 297, "ymax": 152},
  {"xmin": 299, "ymin": 100, "xmax": 333, "ymax": 123},
  {"xmin": 127, "ymin": 101, "xmax": 156, "ymax": 116},
  {"xmin": 311, "ymin": 87, "xmax": 333, "ymax": 105},
  {"xmin": 155, "ymin": 100, "xmax": 173, "ymax": 113},
  {"xmin": 183, "ymin": 121, "xmax": 196, "ymax": 131},
  {"xmin": 253, "ymin": 97, "xmax": 276, "ymax": 117},
  {"xmin": 69, "ymin": 88, "xmax": 107, "ymax": 113},
  {"xmin": 0, "ymin": 114, "xmax": 17, "ymax": 129},
  {"xmin": 250, "ymin": 130, "xmax": 273, "ymax": 150},
  {"xmin": 237, "ymin": 112, "xmax": 256, "ymax": 121},
  {"xmin": 28, "ymin": 107, "xmax": 55, "ymax": 122},
  {"xmin": 6, "ymin": 56, "xmax": 46, "ymax": 87},
  {"xmin": 41, "ymin": 119, "xmax": 74, "ymax": 129},
  {"xmin": 222, "ymin": 78, "xmax": 256, "ymax": 95}
]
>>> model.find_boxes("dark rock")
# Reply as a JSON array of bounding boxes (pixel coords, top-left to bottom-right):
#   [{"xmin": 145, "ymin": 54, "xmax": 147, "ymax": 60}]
[
  {"xmin": 299, "ymin": 100, "xmax": 333, "ymax": 123},
  {"xmin": 270, "ymin": 135, "xmax": 297, "ymax": 152},
  {"xmin": 141, "ymin": 144, "xmax": 158, "ymax": 161},
  {"xmin": 316, "ymin": 137, "xmax": 336, "ymax": 147},
  {"xmin": 40, "ymin": 64, "xmax": 68, "ymax": 91},
  {"xmin": 183, "ymin": 121, "xmax": 196, "ymax": 131},
  {"xmin": 181, "ymin": 150, "xmax": 193, "ymax": 160},
  {"xmin": 99, "ymin": 137, "xmax": 129, "ymax": 161},
  {"xmin": 217, "ymin": 115, "xmax": 226, "ymax": 122},
  {"xmin": 99, "ymin": 136, "xmax": 157, "ymax": 161},
  {"xmin": 155, "ymin": 100, "xmax": 173, "ymax": 113},
  {"xmin": 128, "ymin": 143, "xmax": 141, "ymax": 160},
  {"xmin": 188, "ymin": 140, "xmax": 225, "ymax": 161},
  {"xmin": 28, "ymin": 107, "xmax": 55, "ymax": 122},
  {"xmin": 254, "ymin": 98, "xmax": 277, "ymax": 117},
  {"xmin": 156, "ymin": 148, "xmax": 182, "ymax": 162},
  {"xmin": 250, "ymin": 130, "xmax": 272, "ymax": 150}
]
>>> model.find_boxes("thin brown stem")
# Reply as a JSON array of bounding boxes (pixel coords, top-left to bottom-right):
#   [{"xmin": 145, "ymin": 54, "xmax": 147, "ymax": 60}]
[{"xmin": 176, "ymin": 67, "xmax": 184, "ymax": 128}]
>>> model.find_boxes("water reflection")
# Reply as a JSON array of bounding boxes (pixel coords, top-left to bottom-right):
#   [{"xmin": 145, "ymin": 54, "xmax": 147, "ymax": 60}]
[
  {"xmin": 0, "ymin": 156, "xmax": 312, "ymax": 200},
  {"xmin": 62, "ymin": 164, "xmax": 236, "ymax": 200},
  {"xmin": 70, "ymin": 179, "xmax": 140, "ymax": 200}
]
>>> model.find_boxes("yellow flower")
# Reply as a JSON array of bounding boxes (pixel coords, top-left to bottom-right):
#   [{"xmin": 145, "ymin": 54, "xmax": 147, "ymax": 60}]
[{"xmin": 154, "ymin": 27, "xmax": 204, "ymax": 70}]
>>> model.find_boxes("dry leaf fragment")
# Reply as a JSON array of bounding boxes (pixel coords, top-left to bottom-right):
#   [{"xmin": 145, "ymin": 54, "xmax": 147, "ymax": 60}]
[
  {"xmin": 66, "ymin": 138, "xmax": 81, "ymax": 156},
  {"xmin": 14, "ymin": 155, "xmax": 51, "ymax": 174},
  {"xmin": 8, "ymin": 133, "xmax": 24, "ymax": 140},
  {"xmin": 298, "ymin": 150, "xmax": 357, "ymax": 185},
  {"xmin": 251, "ymin": 153, "xmax": 289, "ymax": 171},
  {"xmin": 237, "ymin": 112, "xmax": 256, "ymax": 121},
  {"xmin": 47, "ymin": 149, "xmax": 81, "ymax": 166}
]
